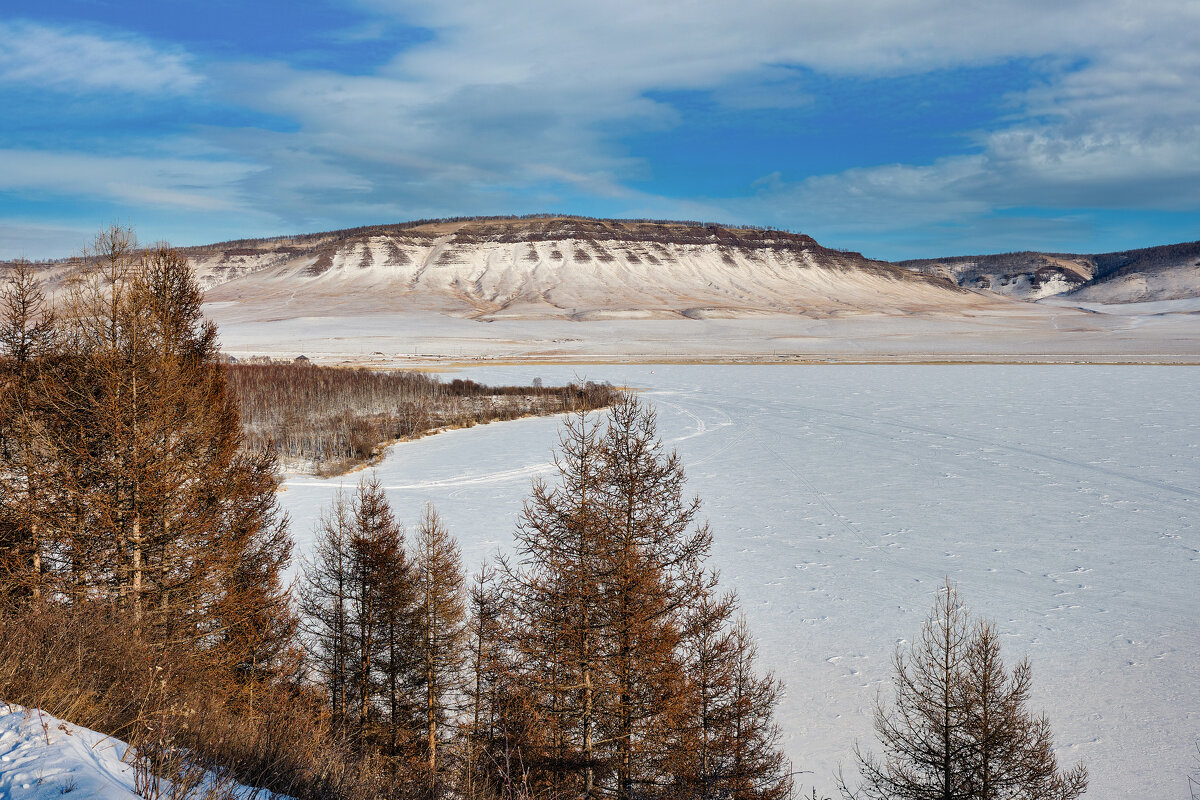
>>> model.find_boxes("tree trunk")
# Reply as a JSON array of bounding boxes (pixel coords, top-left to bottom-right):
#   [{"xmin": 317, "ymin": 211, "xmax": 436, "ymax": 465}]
[
  {"xmin": 30, "ymin": 523, "xmax": 40, "ymax": 601},
  {"xmin": 583, "ymin": 666, "xmax": 594, "ymax": 799},
  {"xmin": 132, "ymin": 514, "xmax": 143, "ymax": 623},
  {"xmin": 428, "ymin": 643, "xmax": 436, "ymax": 783}
]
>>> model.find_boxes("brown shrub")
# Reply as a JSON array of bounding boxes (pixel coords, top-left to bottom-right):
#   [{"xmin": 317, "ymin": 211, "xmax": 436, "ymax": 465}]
[
  {"xmin": 227, "ymin": 363, "xmax": 618, "ymax": 474},
  {"xmin": 0, "ymin": 602, "xmax": 412, "ymax": 799}
]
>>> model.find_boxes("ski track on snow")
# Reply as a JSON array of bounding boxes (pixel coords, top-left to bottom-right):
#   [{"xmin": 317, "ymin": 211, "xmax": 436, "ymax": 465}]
[{"xmin": 286, "ymin": 462, "xmax": 554, "ymax": 492}]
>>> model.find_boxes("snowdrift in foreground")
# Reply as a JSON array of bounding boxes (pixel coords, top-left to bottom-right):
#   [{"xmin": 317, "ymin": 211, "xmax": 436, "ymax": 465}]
[{"xmin": 0, "ymin": 704, "xmax": 285, "ymax": 800}]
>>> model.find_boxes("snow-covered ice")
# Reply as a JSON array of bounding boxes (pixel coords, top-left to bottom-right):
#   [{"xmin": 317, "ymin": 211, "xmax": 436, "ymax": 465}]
[{"xmin": 277, "ymin": 364, "xmax": 1200, "ymax": 799}]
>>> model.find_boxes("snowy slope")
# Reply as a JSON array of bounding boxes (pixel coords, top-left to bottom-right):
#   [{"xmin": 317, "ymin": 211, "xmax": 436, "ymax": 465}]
[
  {"xmin": 191, "ymin": 217, "xmax": 987, "ymax": 320},
  {"xmin": 276, "ymin": 364, "xmax": 1200, "ymax": 800},
  {"xmin": 1062, "ymin": 240, "xmax": 1200, "ymax": 304},
  {"xmin": 0, "ymin": 705, "xmax": 138, "ymax": 800},
  {"xmin": 0, "ymin": 705, "xmax": 287, "ymax": 800},
  {"xmin": 1064, "ymin": 262, "xmax": 1200, "ymax": 304},
  {"xmin": 898, "ymin": 240, "xmax": 1200, "ymax": 303},
  {"xmin": 896, "ymin": 252, "xmax": 1095, "ymax": 301},
  {"xmin": 185, "ymin": 220, "xmax": 1200, "ymax": 363}
]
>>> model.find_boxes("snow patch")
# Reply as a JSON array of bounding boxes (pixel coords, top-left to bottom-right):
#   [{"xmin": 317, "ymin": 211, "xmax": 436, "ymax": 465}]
[{"xmin": 0, "ymin": 704, "xmax": 288, "ymax": 800}]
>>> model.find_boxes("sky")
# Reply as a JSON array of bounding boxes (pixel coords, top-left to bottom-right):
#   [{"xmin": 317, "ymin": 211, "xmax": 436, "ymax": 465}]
[{"xmin": 1, "ymin": 0, "xmax": 1198, "ymax": 260}]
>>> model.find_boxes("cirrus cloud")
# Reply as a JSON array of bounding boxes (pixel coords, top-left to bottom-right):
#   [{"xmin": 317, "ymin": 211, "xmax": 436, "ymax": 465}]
[{"xmin": 0, "ymin": 20, "xmax": 202, "ymax": 94}]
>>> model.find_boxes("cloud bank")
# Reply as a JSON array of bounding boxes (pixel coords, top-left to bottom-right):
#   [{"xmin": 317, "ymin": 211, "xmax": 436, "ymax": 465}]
[{"xmin": 2, "ymin": 1, "xmax": 1198, "ymax": 258}]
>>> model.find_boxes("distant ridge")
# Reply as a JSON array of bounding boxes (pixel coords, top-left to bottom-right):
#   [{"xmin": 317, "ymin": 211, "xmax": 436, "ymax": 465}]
[
  {"xmin": 10, "ymin": 217, "xmax": 1197, "ymax": 311},
  {"xmin": 194, "ymin": 214, "xmax": 810, "ymax": 250},
  {"xmin": 182, "ymin": 215, "xmax": 986, "ymax": 320},
  {"xmin": 896, "ymin": 240, "xmax": 1200, "ymax": 303}
]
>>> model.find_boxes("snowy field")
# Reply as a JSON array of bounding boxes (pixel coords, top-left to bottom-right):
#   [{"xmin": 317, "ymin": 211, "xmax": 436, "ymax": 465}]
[
  {"xmin": 277, "ymin": 365, "xmax": 1200, "ymax": 799},
  {"xmin": 211, "ymin": 305, "xmax": 1200, "ymax": 364}
]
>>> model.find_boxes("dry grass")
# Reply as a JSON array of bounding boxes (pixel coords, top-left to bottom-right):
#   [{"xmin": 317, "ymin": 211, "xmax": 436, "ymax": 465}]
[{"xmin": 0, "ymin": 603, "xmax": 408, "ymax": 800}]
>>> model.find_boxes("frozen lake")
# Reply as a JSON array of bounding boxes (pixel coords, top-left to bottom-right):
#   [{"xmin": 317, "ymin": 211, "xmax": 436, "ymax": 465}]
[{"xmin": 278, "ymin": 365, "xmax": 1200, "ymax": 798}]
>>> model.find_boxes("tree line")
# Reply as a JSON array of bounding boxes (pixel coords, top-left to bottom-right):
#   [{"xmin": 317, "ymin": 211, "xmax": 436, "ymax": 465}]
[
  {"xmin": 296, "ymin": 396, "xmax": 794, "ymax": 799},
  {"xmin": 0, "ymin": 227, "xmax": 292, "ymax": 668},
  {"xmin": 228, "ymin": 361, "xmax": 617, "ymax": 475},
  {"xmin": 187, "ymin": 214, "xmax": 802, "ymax": 252},
  {"xmin": 0, "ymin": 229, "xmax": 1088, "ymax": 800},
  {"xmin": 295, "ymin": 400, "xmax": 1088, "ymax": 800},
  {"xmin": 0, "ymin": 229, "xmax": 316, "ymax": 795}
]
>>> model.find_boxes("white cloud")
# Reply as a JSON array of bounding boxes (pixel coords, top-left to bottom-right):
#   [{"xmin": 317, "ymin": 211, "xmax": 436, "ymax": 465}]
[
  {"xmin": 0, "ymin": 21, "xmax": 201, "ymax": 94},
  {"xmin": 0, "ymin": 148, "xmax": 262, "ymax": 212},
  {"xmin": 198, "ymin": 0, "xmax": 1199, "ymax": 227},
  {"xmin": 736, "ymin": 120, "xmax": 1200, "ymax": 228},
  {"xmin": 8, "ymin": 1, "xmax": 1200, "ymax": 253},
  {"xmin": 979, "ymin": 126, "xmax": 1200, "ymax": 207},
  {"xmin": 741, "ymin": 157, "xmax": 992, "ymax": 234},
  {"xmin": 358, "ymin": 0, "xmax": 1197, "ymax": 85},
  {"xmin": 718, "ymin": 115, "xmax": 1200, "ymax": 257}
]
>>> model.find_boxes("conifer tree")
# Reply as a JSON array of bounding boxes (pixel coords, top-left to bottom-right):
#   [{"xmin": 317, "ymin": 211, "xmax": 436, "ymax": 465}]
[
  {"xmin": 0, "ymin": 258, "xmax": 59, "ymax": 602},
  {"xmin": 499, "ymin": 395, "xmax": 759, "ymax": 800},
  {"xmin": 721, "ymin": 615, "xmax": 793, "ymax": 800},
  {"xmin": 376, "ymin": 510, "xmax": 418, "ymax": 767},
  {"xmin": 464, "ymin": 562, "xmax": 549, "ymax": 800},
  {"xmin": 209, "ymin": 449, "xmax": 296, "ymax": 684},
  {"xmin": 412, "ymin": 503, "xmax": 468, "ymax": 797},
  {"xmin": 0, "ymin": 230, "xmax": 294, "ymax": 687},
  {"xmin": 597, "ymin": 394, "xmax": 712, "ymax": 799},
  {"xmin": 464, "ymin": 564, "xmax": 501, "ymax": 798},
  {"xmin": 675, "ymin": 583, "xmax": 740, "ymax": 798},
  {"xmin": 675, "ymin": 584, "xmax": 794, "ymax": 800},
  {"xmin": 504, "ymin": 407, "xmax": 610, "ymax": 797},
  {"xmin": 302, "ymin": 482, "xmax": 481, "ymax": 797},
  {"xmin": 959, "ymin": 622, "xmax": 1087, "ymax": 800},
  {"xmin": 846, "ymin": 580, "xmax": 1087, "ymax": 800},
  {"xmin": 300, "ymin": 492, "xmax": 355, "ymax": 722},
  {"xmin": 346, "ymin": 474, "xmax": 406, "ymax": 743},
  {"xmin": 851, "ymin": 580, "xmax": 974, "ymax": 800}
]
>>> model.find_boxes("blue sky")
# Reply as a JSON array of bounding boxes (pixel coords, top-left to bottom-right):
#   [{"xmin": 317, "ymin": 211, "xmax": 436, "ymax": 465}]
[{"xmin": 1, "ymin": 0, "xmax": 1198, "ymax": 260}]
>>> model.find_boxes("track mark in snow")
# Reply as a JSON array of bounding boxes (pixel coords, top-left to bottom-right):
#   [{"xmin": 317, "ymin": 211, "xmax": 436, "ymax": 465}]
[
  {"xmin": 656, "ymin": 395, "xmax": 721, "ymax": 443},
  {"xmin": 747, "ymin": 425, "xmax": 878, "ymax": 553},
  {"xmin": 721, "ymin": 388, "xmax": 1200, "ymax": 504},
  {"xmin": 288, "ymin": 463, "xmax": 554, "ymax": 492},
  {"xmin": 688, "ymin": 424, "xmax": 752, "ymax": 467}
]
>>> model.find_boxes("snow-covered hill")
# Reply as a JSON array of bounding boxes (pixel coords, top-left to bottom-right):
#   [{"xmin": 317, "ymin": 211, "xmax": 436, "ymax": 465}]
[
  {"xmin": 11, "ymin": 218, "xmax": 1200, "ymax": 361},
  {"xmin": 12, "ymin": 219, "xmax": 1199, "ymax": 315},
  {"xmin": 1063, "ymin": 241, "xmax": 1200, "ymax": 303},
  {"xmin": 186, "ymin": 217, "xmax": 988, "ymax": 320},
  {"xmin": 895, "ymin": 252, "xmax": 1094, "ymax": 301},
  {"xmin": 896, "ymin": 240, "xmax": 1200, "ymax": 303}
]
